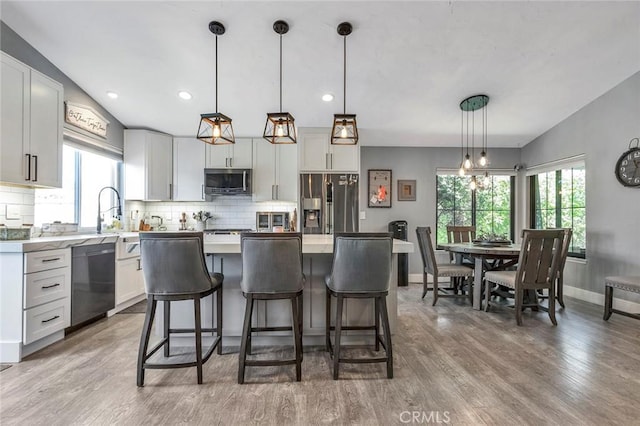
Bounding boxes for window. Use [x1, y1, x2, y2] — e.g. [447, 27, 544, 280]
[530, 165, 585, 257]
[35, 144, 122, 229]
[436, 174, 515, 244]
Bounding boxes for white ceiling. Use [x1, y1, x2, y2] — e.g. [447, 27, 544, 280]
[2, 1, 639, 148]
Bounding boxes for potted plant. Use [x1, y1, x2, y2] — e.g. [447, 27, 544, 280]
[192, 211, 213, 231]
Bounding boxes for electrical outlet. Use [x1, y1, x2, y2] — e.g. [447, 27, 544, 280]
[359, 211, 366, 220]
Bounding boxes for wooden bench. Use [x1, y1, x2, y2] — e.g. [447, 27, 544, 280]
[604, 276, 640, 320]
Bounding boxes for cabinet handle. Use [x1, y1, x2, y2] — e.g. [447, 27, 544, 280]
[41, 315, 60, 323]
[137, 258, 142, 271]
[276, 184, 279, 200]
[42, 283, 61, 289]
[330, 153, 333, 170]
[202, 184, 205, 200]
[229, 157, 233, 168]
[25, 154, 31, 181]
[169, 183, 173, 200]
[325, 153, 329, 170]
[243, 170, 247, 191]
[42, 257, 61, 263]
[271, 184, 276, 200]
[32, 155, 38, 182]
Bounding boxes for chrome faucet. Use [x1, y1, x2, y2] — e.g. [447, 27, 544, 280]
[97, 186, 122, 234]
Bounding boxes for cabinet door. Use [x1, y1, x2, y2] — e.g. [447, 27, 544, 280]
[205, 144, 229, 168]
[124, 130, 146, 200]
[252, 139, 276, 201]
[299, 133, 329, 171]
[116, 257, 144, 305]
[329, 144, 359, 172]
[146, 132, 173, 200]
[276, 144, 298, 202]
[29, 70, 63, 187]
[0, 53, 30, 184]
[229, 138, 253, 168]
[173, 137, 205, 201]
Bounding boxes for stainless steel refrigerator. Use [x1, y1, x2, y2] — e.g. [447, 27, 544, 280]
[300, 173, 359, 234]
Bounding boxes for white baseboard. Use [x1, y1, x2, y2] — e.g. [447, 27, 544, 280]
[108, 294, 146, 316]
[562, 285, 640, 313]
[409, 273, 423, 283]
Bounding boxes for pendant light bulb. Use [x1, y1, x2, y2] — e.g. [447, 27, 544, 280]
[340, 126, 348, 138]
[276, 122, 285, 137]
[212, 122, 221, 138]
[470, 177, 477, 191]
[483, 172, 491, 187]
[458, 166, 465, 177]
[479, 151, 487, 167]
[464, 154, 472, 170]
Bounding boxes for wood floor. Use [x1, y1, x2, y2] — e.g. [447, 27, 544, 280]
[1, 284, 639, 425]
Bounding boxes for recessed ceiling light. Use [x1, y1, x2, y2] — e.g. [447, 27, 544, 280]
[178, 91, 192, 100]
[322, 93, 334, 102]
[107, 91, 118, 99]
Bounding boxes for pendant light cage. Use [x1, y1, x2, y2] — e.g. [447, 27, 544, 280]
[197, 21, 235, 145]
[264, 20, 297, 144]
[331, 22, 358, 145]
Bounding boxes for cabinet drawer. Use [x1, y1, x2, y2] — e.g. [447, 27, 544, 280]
[23, 297, 70, 344]
[24, 248, 70, 273]
[24, 267, 70, 309]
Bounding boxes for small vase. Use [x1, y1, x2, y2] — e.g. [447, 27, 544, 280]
[195, 221, 205, 232]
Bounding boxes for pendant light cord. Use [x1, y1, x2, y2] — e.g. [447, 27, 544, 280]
[343, 35, 347, 114]
[215, 35, 218, 113]
[279, 33, 283, 113]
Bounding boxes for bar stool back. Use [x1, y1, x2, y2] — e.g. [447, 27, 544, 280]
[238, 232, 304, 384]
[137, 232, 223, 386]
[325, 232, 393, 379]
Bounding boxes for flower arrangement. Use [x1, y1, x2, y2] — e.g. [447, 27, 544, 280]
[193, 211, 213, 222]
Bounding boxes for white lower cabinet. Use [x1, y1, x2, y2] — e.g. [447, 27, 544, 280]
[115, 256, 144, 305]
[23, 297, 70, 345]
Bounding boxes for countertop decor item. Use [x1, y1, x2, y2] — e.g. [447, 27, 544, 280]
[263, 20, 297, 144]
[0, 226, 32, 241]
[197, 21, 235, 145]
[330, 22, 358, 145]
[615, 137, 640, 187]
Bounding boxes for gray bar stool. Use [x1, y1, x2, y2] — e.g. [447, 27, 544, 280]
[137, 232, 223, 386]
[238, 232, 305, 384]
[325, 232, 393, 380]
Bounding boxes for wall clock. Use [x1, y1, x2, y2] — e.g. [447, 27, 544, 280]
[615, 138, 640, 187]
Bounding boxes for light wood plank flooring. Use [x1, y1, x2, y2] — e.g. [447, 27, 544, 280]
[1, 284, 639, 425]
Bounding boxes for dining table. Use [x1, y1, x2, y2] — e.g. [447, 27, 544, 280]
[438, 242, 521, 310]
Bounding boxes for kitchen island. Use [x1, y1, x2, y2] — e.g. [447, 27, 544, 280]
[163, 234, 414, 347]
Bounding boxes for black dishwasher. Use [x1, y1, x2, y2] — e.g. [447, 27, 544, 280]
[71, 243, 116, 327]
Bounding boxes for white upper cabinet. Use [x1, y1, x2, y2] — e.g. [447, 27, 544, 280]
[205, 137, 253, 169]
[173, 137, 205, 201]
[253, 139, 297, 202]
[298, 130, 359, 172]
[1, 52, 63, 188]
[124, 129, 173, 201]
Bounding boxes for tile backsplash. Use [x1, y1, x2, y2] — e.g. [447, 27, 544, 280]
[124, 197, 297, 231]
[0, 184, 35, 226]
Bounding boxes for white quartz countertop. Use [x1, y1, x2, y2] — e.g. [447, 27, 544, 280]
[0, 232, 139, 253]
[203, 234, 414, 254]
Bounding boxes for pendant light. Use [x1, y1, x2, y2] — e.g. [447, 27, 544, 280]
[331, 22, 358, 145]
[197, 21, 235, 145]
[263, 20, 296, 144]
[459, 94, 489, 189]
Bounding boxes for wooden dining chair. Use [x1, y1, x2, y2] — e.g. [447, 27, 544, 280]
[484, 229, 564, 325]
[416, 227, 474, 306]
[446, 225, 476, 291]
[535, 228, 572, 308]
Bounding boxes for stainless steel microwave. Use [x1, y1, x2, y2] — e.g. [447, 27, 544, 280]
[204, 168, 251, 196]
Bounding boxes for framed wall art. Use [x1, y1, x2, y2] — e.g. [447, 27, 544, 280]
[368, 169, 392, 208]
[397, 180, 417, 201]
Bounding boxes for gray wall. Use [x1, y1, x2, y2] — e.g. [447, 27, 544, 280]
[1, 21, 124, 150]
[360, 146, 521, 275]
[521, 71, 640, 301]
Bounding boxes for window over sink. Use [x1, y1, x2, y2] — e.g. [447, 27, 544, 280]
[35, 144, 122, 229]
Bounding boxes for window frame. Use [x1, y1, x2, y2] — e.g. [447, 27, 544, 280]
[528, 163, 586, 259]
[435, 172, 516, 245]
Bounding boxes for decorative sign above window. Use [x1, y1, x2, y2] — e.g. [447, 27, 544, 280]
[64, 102, 109, 138]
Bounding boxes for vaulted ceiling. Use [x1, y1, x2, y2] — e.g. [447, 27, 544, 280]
[2, 1, 639, 147]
